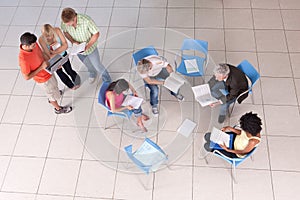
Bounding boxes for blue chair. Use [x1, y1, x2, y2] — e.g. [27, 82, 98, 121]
[229, 60, 260, 116]
[124, 138, 168, 174]
[98, 81, 133, 129]
[175, 39, 208, 77]
[132, 46, 158, 65]
[212, 147, 257, 183]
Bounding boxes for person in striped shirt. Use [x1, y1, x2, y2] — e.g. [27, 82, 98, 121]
[61, 7, 111, 84]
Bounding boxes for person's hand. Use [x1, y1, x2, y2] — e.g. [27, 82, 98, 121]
[219, 143, 228, 151]
[41, 61, 49, 69]
[221, 126, 231, 132]
[133, 91, 138, 97]
[58, 66, 63, 69]
[126, 105, 134, 110]
[209, 101, 220, 108]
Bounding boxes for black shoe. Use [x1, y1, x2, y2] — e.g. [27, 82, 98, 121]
[218, 115, 226, 123]
[55, 106, 72, 114]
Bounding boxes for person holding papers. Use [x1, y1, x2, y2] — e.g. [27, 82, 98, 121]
[61, 7, 111, 84]
[208, 63, 248, 123]
[39, 24, 81, 90]
[137, 55, 184, 116]
[19, 32, 72, 114]
[203, 112, 262, 158]
[105, 79, 149, 132]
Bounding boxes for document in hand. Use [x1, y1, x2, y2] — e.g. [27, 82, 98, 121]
[184, 59, 199, 73]
[69, 42, 86, 55]
[163, 72, 185, 93]
[191, 84, 221, 107]
[121, 95, 144, 109]
[209, 127, 230, 149]
[45, 54, 69, 74]
[177, 119, 197, 138]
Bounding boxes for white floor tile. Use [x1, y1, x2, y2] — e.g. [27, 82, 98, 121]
[0, 70, 18, 95]
[282, 10, 300, 30]
[38, 159, 81, 195]
[167, 8, 194, 28]
[110, 8, 139, 27]
[255, 30, 288, 52]
[86, 7, 112, 27]
[2, 157, 44, 193]
[195, 8, 223, 28]
[0, 156, 10, 186]
[0, 47, 21, 70]
[2, 95, 30, 123]
[11, 7, 42, 26]
[253, 9, 283, 29]
[138, 8, 167, 27]
[37, 7, 60, 26]
[286, 31, 300, 52]
[14, 124, 53, 157]
[290, 53, 300, 78]
[224, 9, 253, 29]
[224, 0, 251, 8]
[0, 7, 16, 26]
[36, 194, 73, 200]
[225, 29, 256, 52]
[251, 0, 280, 9]
[272, 171, 300, 200]
[0, 192, 35, 200]
[0, 95, 9, 120]
[0, 124, 21, 155]
[3, 25, 36, 47]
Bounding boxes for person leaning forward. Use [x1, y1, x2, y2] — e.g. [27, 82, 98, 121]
[60, 7, 111, 84]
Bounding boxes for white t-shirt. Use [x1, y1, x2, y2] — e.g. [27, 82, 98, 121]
[138, 55, 169, 79]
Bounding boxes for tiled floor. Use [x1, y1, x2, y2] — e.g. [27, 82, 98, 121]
[0, 0, 300, 199]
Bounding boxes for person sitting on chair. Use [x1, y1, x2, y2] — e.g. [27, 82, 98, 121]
[204, 112, 262, 158]
[105, 79, 149, 132]
[208, 63, 248, 123]
[137, 55, 184, 116]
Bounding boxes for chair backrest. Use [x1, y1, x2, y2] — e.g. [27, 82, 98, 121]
[124, 138, 168, 174]
[180, 38, 208, 54]
[132, 46, 158, 65]
[237, 60, 260, 89]
[98, 81, 110, 111]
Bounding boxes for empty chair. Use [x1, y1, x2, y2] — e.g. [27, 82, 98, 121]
[175, 38, 208, 77]
[98, 81, 132, 129]
[229, 60, 260, 116]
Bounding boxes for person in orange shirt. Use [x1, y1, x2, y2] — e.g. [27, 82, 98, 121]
[19, 32, 72, 114]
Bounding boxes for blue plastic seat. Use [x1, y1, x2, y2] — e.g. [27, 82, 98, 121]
[124, 138, 168, 174]
[132, 46, 158, 65]
[175, 39, 208, 77]
[98, 81, 133, 129]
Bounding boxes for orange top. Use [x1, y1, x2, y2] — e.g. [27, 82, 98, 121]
[19, 44, 51, 83]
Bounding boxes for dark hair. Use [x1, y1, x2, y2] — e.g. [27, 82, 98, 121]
[239, 112, 262, 136]
[20, 32, 37, 46]
[107, 79, 129, 95]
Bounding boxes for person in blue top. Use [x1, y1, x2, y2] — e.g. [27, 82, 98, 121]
[38, 24, 81, 90]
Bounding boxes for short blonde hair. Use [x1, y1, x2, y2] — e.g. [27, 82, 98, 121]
[41, 24, 55, 37]
[61, 7, 77, 23]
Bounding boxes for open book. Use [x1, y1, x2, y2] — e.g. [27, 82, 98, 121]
[209, 127, 231, 149]
[163, 72, 185, 93]
[69, 42, 86, 55]
[45, 54, 69, 74]
[192, 84, 221, 107]
[121, 95, 144, 109]
[177, 119, 197, 138]
[184, 59, 199, 73]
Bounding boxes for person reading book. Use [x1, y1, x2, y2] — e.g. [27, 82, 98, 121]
[39, 24, 81, 90]
[203, 112, 262, 158]
[105, 79, 149, 132]
[208, 63, 248, 123]
[137, 55, 184, 116]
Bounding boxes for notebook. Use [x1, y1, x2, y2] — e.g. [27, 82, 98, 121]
[45, 54, 69, 74]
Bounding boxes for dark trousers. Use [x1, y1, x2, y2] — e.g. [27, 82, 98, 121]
[56, 52, 81, 89]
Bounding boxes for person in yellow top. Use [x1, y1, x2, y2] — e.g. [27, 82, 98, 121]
[204, 112, 262, 158]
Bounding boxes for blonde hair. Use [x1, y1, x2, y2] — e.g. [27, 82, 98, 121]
[41, 24, 57, 45]
[61, 7, 77, 23]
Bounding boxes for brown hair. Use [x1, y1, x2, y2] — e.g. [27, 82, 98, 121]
[61, 7, 77, 23]
[41, 24, 57, 44]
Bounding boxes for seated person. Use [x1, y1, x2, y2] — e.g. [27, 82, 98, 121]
[106, 79, 149, 132]
[204, 112, 262, 158]
[208, 63, 248, 123]
[137, 55, 184, 116]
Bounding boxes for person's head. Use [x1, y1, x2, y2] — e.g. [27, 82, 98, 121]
[137, 59, 152, 74]
[41, 24, 56, 43]
[107, 79, 129, 95]
[239, 112, 262, 136]
[61, 7, 77, 27]
[214, 63, 230, 81]
[20, 32, 37, 51]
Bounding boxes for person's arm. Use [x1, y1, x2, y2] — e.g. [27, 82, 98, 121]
[85, 32, 99, 51]
[106, 91, 133, 113]
[38, 37, 51, 58]
[50, 28, 68, 55]
[221, 126, 241, 135]
[166, 64, 174, 74]
[143, 76, 164, 85]
[219, 139, 259, 155]
[22, 61, 49, 80]
[63, 31, 79, 44]
[128, 82, 138, 97]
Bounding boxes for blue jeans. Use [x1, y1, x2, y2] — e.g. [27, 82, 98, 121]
[145, 68, 177, 108]
[77, 48, 111, 82]
[132, 107, 142, 117]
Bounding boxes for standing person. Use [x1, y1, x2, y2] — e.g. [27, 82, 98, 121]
[19, 32, 72, 114]
[60, 7, 111, 84]
[137, 55, 184, 116]
[106, 79, 149, 132]
[208, 63, 248, 123]
[203, 112, 262, 158]
[39, 24, 81, 90]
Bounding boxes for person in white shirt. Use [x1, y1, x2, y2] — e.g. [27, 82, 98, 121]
[137, 55, 184, 116]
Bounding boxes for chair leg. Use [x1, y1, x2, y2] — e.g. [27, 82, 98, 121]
[104, 114, 108, 130]
[232, 162, 237, 184]
[228, 100, 236, 117]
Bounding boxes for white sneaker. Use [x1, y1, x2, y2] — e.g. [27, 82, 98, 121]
[152, 106, 159, 116]
[88, 77, 96, 84]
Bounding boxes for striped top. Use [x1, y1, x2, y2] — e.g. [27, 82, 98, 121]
[61, 14, 99, 55]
